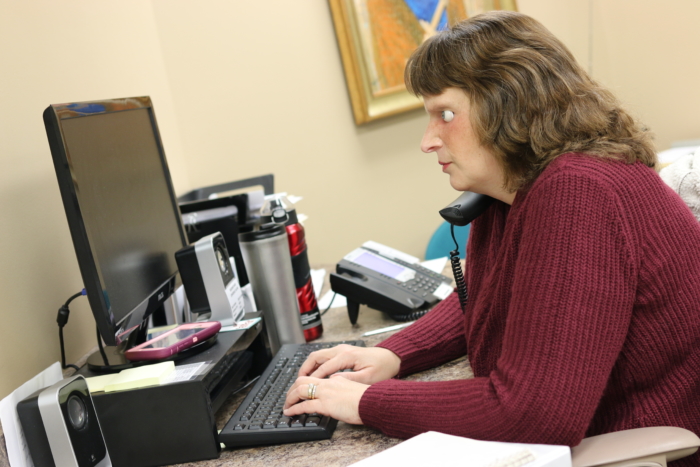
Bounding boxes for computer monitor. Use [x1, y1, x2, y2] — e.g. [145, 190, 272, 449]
[44, 97, 187, 366]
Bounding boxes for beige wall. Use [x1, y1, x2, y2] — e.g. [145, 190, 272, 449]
[1, 0, 699, 399]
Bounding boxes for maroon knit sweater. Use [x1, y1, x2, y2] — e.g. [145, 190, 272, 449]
[359, 154, 700, 465]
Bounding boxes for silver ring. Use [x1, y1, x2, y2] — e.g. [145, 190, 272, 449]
[308, 383, 317, 400]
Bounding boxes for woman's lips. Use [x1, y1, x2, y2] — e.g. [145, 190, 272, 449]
[439, 161, 451, 172]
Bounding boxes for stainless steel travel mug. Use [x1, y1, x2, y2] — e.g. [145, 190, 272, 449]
[238, 223, 305, 354]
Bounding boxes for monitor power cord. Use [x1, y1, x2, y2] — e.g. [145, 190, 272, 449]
[56, 289, 87, 372]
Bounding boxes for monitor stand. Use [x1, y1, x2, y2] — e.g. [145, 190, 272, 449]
[86, 334, 218, 372]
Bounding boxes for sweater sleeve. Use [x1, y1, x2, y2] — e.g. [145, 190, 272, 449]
[359, 172, 637, 446]
[375, 291, 466, 377]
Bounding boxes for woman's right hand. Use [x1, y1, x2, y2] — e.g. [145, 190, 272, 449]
[297, 344, 401, 385]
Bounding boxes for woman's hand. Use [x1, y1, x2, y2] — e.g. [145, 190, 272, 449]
[283, 376, 368, 425]
[297, 344, 402, 385]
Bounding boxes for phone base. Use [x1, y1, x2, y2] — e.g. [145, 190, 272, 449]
[347, 300, 360, 325]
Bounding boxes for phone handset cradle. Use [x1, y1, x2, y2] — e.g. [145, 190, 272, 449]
[439, 192, 494, 313]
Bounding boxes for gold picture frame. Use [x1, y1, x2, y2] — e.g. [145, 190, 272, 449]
[328, 0, 517, 125]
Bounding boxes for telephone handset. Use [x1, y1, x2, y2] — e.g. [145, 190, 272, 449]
[329, 242, 455, 324]
[440, 192, 494, 312]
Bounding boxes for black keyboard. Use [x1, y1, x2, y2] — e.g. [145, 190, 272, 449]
[219, 340, 365, 448]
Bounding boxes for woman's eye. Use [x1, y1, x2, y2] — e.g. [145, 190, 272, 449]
[441, 110, 454, 122]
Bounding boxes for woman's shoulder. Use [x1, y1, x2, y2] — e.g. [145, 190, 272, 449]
[532, 152, 661, 197]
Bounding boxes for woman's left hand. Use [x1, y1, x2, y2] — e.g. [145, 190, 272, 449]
[283, 375, 369, 425]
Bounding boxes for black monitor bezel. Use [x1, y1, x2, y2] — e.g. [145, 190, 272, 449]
[44, 96, 187, 347]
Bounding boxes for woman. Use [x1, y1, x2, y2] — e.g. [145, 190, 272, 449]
[284, 11, 700, 462]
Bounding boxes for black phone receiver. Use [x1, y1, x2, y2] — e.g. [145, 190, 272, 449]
[439, 192, 494, 313]
[439, 191, 494, 226]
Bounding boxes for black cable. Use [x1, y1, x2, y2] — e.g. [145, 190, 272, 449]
[56, 290, 86, 371]
[388, 309, 429, 322]
[320, 292, 337, 316]
[449, 224, 469, 314]
[59, 328, 80, 372]
[230, 375, 261, 397]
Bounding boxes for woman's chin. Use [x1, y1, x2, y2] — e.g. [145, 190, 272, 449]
[448, 178, 471, 192]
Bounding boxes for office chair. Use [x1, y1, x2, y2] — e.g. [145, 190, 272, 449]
[570, 426, 699, 466]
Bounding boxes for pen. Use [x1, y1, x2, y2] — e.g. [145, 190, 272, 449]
[361, 322, 415, 337]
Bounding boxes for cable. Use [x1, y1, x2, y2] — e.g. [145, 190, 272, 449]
[449, 224, 468, 314]
[320, 292, 337, 317]
[388, 308, 429, 322]
[230, 375, 261, 397]
[56, 289, 86, 371]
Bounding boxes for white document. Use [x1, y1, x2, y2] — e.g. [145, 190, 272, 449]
[350, 431, 571, 467]
[420, 256, 449, 274]
[0, 362, 63, 467]
[310, 268, 326, 299]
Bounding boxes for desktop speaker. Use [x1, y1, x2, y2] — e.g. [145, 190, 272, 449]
[176, 232, 245, 326]
[17, 375, 112, 467]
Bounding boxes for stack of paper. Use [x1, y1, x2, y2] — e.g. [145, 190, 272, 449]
[350, 431, 571, 467]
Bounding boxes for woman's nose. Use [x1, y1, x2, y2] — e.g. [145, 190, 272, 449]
[421, 124, 441, 153]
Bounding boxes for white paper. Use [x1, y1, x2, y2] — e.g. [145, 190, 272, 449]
[350, 431, 571, 467]
[220, 317, 262, 332]
[318, 289, 346, 310]
[162, 362, 210, 384]
[0, 362, 63, 467]
[419, 256, 449, 274]
[310, 268, 326, 299]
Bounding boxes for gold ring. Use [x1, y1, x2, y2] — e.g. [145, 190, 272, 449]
[308, 383, 317, 400]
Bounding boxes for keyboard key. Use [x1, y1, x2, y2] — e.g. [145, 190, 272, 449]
[277, 417, 291, 428]
[305, 416, 321, 427]
[290, 415, 306, 427]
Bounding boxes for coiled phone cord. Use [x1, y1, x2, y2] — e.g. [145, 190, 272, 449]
[449, 224, 468, 314]
[388, 309, 429, 322]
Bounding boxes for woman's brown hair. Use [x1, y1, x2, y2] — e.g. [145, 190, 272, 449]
[405, 11, 656, 192]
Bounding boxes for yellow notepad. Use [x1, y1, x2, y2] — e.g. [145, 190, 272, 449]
[86, 361, 175, 393]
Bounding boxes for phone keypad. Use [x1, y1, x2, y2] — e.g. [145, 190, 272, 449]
[401, 277, 440, 296]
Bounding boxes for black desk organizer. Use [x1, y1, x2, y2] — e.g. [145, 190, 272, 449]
[78, 316, 271, 467]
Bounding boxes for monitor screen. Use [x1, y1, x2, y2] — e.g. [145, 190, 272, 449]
[44, 97, 186, 347]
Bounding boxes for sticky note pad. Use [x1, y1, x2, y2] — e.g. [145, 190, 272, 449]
[104, 361, 175, 393]
[86, 373, 119, 393]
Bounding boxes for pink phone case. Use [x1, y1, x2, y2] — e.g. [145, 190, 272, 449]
[124, 321, 222, 361]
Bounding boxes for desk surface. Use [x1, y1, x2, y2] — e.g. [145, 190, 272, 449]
[0, 264, 470, 467]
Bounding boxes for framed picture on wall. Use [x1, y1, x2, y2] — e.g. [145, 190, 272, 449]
[328, 0, 518, 125]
